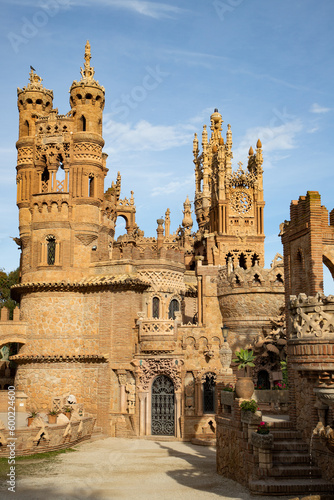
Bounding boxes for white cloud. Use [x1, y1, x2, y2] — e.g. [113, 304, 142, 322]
[151, 177, 193, 197]
[310, 103, 331, 114]
[4, 0, 184, 18]
[163, 49, 228, 68]
[233, 119, 303, 169]
[103, 117, 195, 154]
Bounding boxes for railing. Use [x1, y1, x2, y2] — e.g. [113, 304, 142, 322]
[138, 319, 175, 336]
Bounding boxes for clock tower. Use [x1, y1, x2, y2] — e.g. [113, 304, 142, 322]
[193, 109, 265, 268]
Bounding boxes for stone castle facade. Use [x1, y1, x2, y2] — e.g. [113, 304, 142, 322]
[1, 42, 286, 440]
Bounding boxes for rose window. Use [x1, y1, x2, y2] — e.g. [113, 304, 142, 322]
[231, 190, 252, 214]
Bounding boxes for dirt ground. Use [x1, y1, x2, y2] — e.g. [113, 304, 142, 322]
[0, 437, 294, 500]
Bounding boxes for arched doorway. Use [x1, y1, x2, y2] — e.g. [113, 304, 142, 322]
[151, 375, 175, 436]
[257, 369, 270, 390]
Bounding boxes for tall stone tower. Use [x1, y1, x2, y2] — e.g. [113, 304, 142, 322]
[16, 42, 116, 283]
[193, 109, 265, 268]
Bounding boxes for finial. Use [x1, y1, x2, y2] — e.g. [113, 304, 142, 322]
[256, 138, 262, 149]
[80, 40, 95, 81]
[249, 146, 254, 156]
[28, 67, 42, 85]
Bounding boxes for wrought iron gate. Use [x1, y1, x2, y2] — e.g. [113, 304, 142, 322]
[151, 375, 175, 435]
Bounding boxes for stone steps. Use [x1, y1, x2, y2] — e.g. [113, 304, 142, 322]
[250, 419, 334, 495]
[260, 465, 322, 478]
[273, 452, 311, 465]
[270, 429, 302, 440]
[272, 439, 309, 452]
[249, 478, 334, 495]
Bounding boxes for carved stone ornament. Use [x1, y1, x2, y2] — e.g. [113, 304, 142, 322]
[289, 293, 334, 338]
[75, 233, 98, 246]
[219, 342, 232, 369]
[137, 358, 182, 391]
[314, 387, 334, 407]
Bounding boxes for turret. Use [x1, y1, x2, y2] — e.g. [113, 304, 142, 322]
[17, 69, 53, 139]
[69, 41, 105, 135]
[15, 42, 114, 282]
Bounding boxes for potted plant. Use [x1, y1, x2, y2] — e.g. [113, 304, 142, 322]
[63, 405, 73, 419]
[27, 411, 39, 427]
[47, 409, 59, 424]
[240, 399, 261, 424]
[221, 383, 235, 407]
[233, 348, 256, 398]
[251, 420, 273, 449]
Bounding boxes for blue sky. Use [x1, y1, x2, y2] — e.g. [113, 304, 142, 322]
[0, 0, 333, 291]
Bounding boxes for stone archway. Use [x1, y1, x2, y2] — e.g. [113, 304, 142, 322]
[151, 375, 175, 436]
[134, 358, 182, 437]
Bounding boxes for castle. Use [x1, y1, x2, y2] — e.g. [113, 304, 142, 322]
[1, 42, 287, 440]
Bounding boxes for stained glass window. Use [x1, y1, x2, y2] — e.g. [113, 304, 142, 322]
[47, 237, 56, 266]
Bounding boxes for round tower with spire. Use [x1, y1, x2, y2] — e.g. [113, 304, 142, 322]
[15, 42, 114, 282]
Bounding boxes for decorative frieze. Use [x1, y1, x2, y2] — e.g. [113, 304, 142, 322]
[290, 292, 334, 339]
[137, 358, 182, 391]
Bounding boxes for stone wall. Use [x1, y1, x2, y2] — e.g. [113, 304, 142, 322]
[216, 398, 254, 486]
[0, 416, 95, 457]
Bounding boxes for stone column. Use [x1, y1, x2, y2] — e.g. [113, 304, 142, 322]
[117, 371, 128, 413]
[138, 392, 147, 436]
[196, 380, 203, 416]
[175, 392, 181, 438]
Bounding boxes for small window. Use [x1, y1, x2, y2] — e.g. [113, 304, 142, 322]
[203, 374, 215, 413]
[239, 253, 247, 269]
[23, 120, 29, 136]
[168, 299, 179, 320]
[152, 297, 160, 319]
[80, 115, 86, 131]
[89, 176, 94, 197]
[47, 237, 56, 266]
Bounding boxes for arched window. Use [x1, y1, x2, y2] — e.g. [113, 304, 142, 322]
[23, 120, 29, 136]
[47, 236, 56, 266]
[41, 166, 49, 192]
[89, 175, 94, 197]
[80, 115, 86, 132]
[239, 253, 247, 269]
[152, 297, 160, 319]
[257, 370, 270, 390]
[168, 299, 179, 320]
[203, 374, 215, 413]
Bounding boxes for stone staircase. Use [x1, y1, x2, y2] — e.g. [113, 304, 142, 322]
[249, 419, 334, 496]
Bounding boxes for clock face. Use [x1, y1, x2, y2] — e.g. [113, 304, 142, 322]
[231, 190, 252, 214]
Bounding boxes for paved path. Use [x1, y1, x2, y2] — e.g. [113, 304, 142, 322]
[0, 438, 293, 500]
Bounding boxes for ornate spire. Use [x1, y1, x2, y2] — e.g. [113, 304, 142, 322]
[210, 108, 223, 142]
[80, 40, 95, 81]
[165, 208, 171, 237]
[182, 196, 193, 231]
[17, 68, 53, 99]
